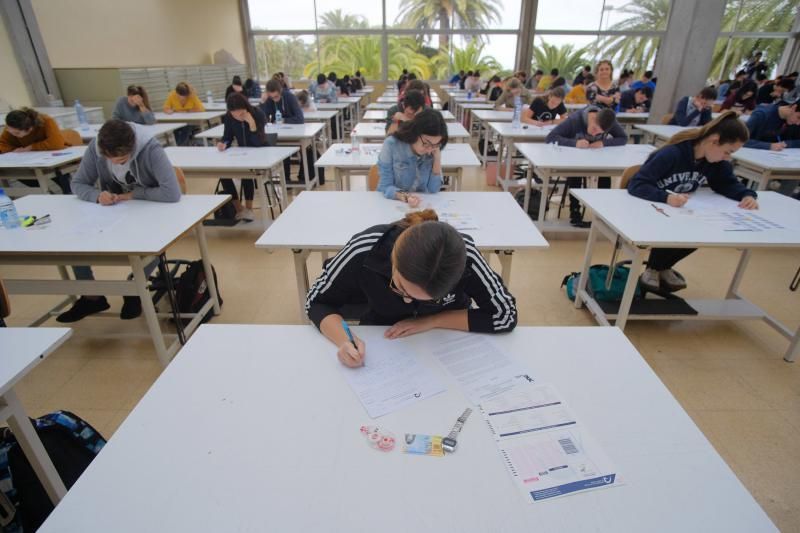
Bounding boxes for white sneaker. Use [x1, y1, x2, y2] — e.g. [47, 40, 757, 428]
[640, 268, 661, 291]
[660, 269, 687, 291]
[236, 208, 255, 221]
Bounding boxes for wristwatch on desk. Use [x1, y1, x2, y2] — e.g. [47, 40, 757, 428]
[442, 408, 472, 453]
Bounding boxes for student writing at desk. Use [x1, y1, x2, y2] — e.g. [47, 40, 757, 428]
[306, 210, 517, 367]
[377, 109, 448, 208]
[112, 85, 156, 125]
[744, 98, 800, 196]
[384, 89, 426, 135]
[162, 82, 205, 145]
[627, 112, 758, 292]
[522, 87, 568, 126]
[57, 120, 181, 322]
[545, 106, 628, 227]
[0, 108, 72, 193]
[669, 87, 717, 127]
[618, 86, 652, 113]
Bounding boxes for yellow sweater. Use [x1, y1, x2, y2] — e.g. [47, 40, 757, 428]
[565, 85, 588, 104]
[0, 115, 68, 153]
[163, 91, 205, 112]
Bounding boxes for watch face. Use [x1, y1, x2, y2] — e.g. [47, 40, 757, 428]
[442, 437, 457, 452]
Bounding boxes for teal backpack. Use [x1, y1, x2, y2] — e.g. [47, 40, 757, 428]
[562, 264, 642, 302]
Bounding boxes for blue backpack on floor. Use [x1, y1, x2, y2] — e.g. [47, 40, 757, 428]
[0, 411, 106, 532]
[562, 264, 642, 302]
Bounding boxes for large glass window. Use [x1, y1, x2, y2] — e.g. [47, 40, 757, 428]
[254, 35, 317, 83]
[316, 0, 382, 29]
[249, 1, 315, 30]
[316, 35, 384, 80]
[386, 0, 521, 30]
[536, 0, 668, 32]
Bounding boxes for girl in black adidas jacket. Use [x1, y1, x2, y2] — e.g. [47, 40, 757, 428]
[306, 210, 517, 367]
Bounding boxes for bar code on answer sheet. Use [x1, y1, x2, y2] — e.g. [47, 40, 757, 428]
[559, 437, 578, 455]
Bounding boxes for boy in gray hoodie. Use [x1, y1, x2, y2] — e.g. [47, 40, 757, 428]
[57, 120, 181, 323]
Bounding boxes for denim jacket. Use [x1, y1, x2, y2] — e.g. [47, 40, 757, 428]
[308, 82, 338, 103]
[376, 136, 442, 199]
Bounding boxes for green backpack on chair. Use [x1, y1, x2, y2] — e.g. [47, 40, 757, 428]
[562, 264, 642, 302]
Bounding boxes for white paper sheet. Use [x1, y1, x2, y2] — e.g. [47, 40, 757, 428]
[398, 197, 481, 230]
[430, 334, 533, 404]
[479, 382, 577, 440]
[337, 328, 446, 419]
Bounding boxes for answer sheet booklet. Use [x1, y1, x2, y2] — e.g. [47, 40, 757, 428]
[479, 382, 620, 503]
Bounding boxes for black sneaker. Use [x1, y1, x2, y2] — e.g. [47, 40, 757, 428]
[570, 219, 592, 228]
[120, 296, 143, 320]
[56, 296, 110, 323]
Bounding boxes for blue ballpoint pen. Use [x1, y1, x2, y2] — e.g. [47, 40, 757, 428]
[341, 320, 358, 350]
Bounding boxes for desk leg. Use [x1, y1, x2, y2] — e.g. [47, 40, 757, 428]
[504, 139, 514, 183]
[301, 141, 311, 190]
[614, 247, 647, 330]
[523, 166, 532, 213]
[4, 390, 67, 504]
[35, 169, 49, 195]
[334, 168, 342, 191]
[574, 222, 600, 309]
[726, 248, 751, 299]
[496, 136, 505, 181]
[498, 251, 513, 283]
[195, 224, 221, 316]
[257, 172, 271, 227]
[481, 120, 488, 167]
[455, 169, 462, 191]
[536, 172, 550, 227]
[293, 249, 312, 322]
[785, 330, 799, 362]
[130, 255, 170, 366]
[756, 170, 772, 191]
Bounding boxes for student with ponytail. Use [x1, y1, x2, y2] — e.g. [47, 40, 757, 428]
[112, 85, 156, 125]
[216, 93, 268, 221]
[627, 111, 758, 292]
[306, 210, 518, 367]
[163, 82, 205, 145]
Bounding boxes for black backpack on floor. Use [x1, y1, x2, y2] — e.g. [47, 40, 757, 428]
[514, 188, 549, 221]
[0, 411, 106, 532]
[175, 260, 223, 326]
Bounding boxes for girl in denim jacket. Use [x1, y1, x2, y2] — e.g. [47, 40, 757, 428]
[377, 109, 449, 207]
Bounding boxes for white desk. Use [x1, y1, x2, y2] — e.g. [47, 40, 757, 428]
[515, 143, 656, 232]
[0, 195, 226, 365]
[471, 109, 513, 164]
[454, 98, 490, 123]
[731, 148, 800, 191]
[314, 143, 480, 191]
[153, 111, 224, 131]
[458, 102, 496, 128]
[315, 102, 350, 140]
[164, 146, 299, 227]
[255, 191, 547, 319]
[361, 109, 455, 121]
[0, 146, 87, 197]
[488, 122, 557, 183]
[303, 110, 338, 143]
[376, 95, 440, 103]
[615, 112, 649, 136]
[353, 121, 470, 143]
[195, 123, 325, 191]
[572, 189, 800, 361]
[634, 124, 686, 147]
[1, 327, 72, 505]
[77, 123, 187, 146]
[368, 102, 442, 111]
[39, 324, 775, 533]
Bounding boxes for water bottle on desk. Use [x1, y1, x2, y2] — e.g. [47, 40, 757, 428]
[512, 95, 522, 129]
[275, 110, 283, 125]
[206, 90, 213, 104]
[74, 100, 88, 128]
[351, 129, 360, 152]
[0, 188, 21, 229]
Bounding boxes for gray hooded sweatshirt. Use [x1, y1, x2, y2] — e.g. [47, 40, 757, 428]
[72, 122, 181, 204]
[111, 96, 156, 125]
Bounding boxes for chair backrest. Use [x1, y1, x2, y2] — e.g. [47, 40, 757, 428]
[711, 103, 722, 113]
[660, 113, 674, 125]
[173, 166, 188, 194]
[0, 277, 10, 320]
[61, 129, 83, 147]
[619, 164, 641, 190]
[367, 165, 380, 191]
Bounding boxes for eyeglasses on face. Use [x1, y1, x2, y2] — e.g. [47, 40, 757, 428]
[388, 274, 441, 304]
[419, 136, 441, 150]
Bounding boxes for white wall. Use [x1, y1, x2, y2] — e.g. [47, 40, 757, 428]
[31, 0, 247, 68]
[0, 13, 33, 108]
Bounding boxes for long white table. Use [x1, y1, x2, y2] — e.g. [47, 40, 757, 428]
[362, 109, 455, 122]
[488, 122, 557, 184]
[367, 102, 442, 111]
[515, 143, 657, 232]
[153, 111, 224, 131]
[376, 95, 441, 103]
[1, 327, 72, 505]
[633, 124, 685, 147]
[314, 143, 480, 191]
[572, 189, 800, 362]
[0, 146, 87, 197]
[164, 146, 299, 227]
[0, 195, 227, 365]
[353, 121, 470, 143]
[38, 324, 776, 532]
[195, 123, 325, 191]
[255, 191, 547, 320]
[731, 147, 800, 191]
[315, 102, 350, 140]
[77, 123, 187, 146]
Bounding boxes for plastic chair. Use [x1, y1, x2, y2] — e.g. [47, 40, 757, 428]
[173, 167, 188, 194]
[660, 113, 674, 125]
[619, 164, 641, 190]
[367, 165, 380, 191]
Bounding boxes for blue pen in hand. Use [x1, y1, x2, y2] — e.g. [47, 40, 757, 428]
[341, 320, 363, 365]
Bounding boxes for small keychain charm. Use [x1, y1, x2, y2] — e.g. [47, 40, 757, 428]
[360, 425, 396, 452]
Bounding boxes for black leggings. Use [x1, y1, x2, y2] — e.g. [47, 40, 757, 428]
[220, 179, 255, 202]
[647, 248, 696, 270]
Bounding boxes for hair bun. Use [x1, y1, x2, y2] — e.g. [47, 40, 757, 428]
[403, 208, 439, 226]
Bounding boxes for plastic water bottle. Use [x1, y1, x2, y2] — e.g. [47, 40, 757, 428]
[0, 188, 21, 229]
[512, 95, 522, 129]
[275, 109, 283, 125]
[351, 130, 360, 152]
[467, 90, 473, 100]
[74, 100, 88, 127]
[206, 90, 213, 104]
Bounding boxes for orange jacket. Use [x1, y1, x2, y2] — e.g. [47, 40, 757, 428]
[0, 114, 69, 153]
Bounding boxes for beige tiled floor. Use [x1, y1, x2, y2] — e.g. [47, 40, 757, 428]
[3, 164, 800, 530]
